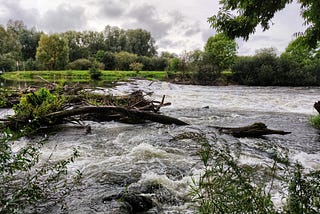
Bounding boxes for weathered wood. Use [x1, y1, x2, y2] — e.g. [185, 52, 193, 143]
[213, 122, 291, 138]
[47, 106, 189, 126]
[314, 101, 320, 114]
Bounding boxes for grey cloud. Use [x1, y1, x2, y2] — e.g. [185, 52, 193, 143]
[96, 0, 130, 18]
[158, 39, 176, 49]
[40, 4, 87, 33]
[201, 28, 216, 42]
[184, 23, 201, 37]
[0, 0, 39, 27]
[125, 4, 172, 39]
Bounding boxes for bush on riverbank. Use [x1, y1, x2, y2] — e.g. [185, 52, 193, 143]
[231, 51, 320, 86]
[310, 115, 320, 129]
[187, 131, 320, 213]
[0, 88, 81, 212]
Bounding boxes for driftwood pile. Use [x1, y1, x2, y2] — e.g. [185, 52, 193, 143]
[0, 84, 188, 133]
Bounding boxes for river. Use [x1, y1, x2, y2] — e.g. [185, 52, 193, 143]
[5, 80, 320, 213]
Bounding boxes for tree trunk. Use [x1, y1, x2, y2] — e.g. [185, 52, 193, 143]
[47, 106, 189, 126]
[213, 122, 291, 138]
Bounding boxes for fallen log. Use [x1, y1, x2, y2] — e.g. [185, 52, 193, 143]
[47, 106, 189, 126]
[212, 122, 291, 138]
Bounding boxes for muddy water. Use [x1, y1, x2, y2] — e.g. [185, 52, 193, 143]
[8, 80, 320, 213]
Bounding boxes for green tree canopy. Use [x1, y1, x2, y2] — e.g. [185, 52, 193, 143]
[114, 51, 138, 70]
[36, 34, 69, 70]
[209, 0, 320, 47]
[204, 33, 237, 71]
[281, 36, 320, 65]
[125, 29, 157, 57]
[7, 20, 41, 60]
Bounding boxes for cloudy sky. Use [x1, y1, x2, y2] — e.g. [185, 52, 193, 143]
[0, 0, 306, 55]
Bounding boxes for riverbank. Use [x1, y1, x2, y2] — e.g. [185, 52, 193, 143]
[0, 70, 167, 83]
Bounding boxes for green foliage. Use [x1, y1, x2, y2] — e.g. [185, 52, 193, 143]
[0, 53, 16, 72]
[204, 33, 237, 72]
[0, 88, 10, 107]
[285, 163, 320, 213]
[114, 51, 138, 70]
[310, 115, 320, 129]
[66, 58, 92, 70]
[167, 58, 180, 72]
[191, 143, 276, 213]
[89, 60, 102, 80]
[100, 51, 115, 70]
[125, 29, 157, 57]
[231, 48, 320, 86]
[13, 88, 65, 129]
[209, 0, 320, 48]
[0, 130, 81, 213]
[36, 34, 69, 70]
[129, 62, 144, 73]
[24, 58, 45, 71]
[185, 133, 320, 213]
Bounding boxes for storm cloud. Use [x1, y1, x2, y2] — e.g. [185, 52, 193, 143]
[0, 0, 39, 27]
[97, 0, 130, 18]
[40, 4, 88, 33]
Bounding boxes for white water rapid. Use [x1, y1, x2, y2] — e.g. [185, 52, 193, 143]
[6, 80, 320, 213]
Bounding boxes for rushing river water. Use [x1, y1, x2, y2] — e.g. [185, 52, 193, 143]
[4, 80, 320, 213]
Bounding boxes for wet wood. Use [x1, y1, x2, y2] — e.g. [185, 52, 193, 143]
[47, 106, 189, 125]
[0, 85, 188, 131]
[213, 122, 291, 138]
[314, 101, 320, 114]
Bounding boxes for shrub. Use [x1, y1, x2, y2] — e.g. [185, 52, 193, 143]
[89, 61, 102, 80]
[114, 51, 138, 70]
[66, 58, 92, 70]
[187, 134, 320, 213]
[0, 54, 16, 72]
[0, 130, 81, 213]
[285, 163, 320, 213]
[13, 88, 65, 127]
[101, 51, 115, 70]
[310, 115, 320, 129]
[129, 62, 143, 73]
[1, 88, 81, 213]
[190, 142, 276, 213]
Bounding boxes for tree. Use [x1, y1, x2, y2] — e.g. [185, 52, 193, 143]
[209, 0, 320, 47]
[204, 33, 237, 72]
[82, 31, 106, 56]
[103, 25, 127, 53]
[114, 51, 137, 70]
[36, 34, 69, 70]
[6, 20, 41, 61]
[281, 36, 320, 65]
[125, 29, 157, 57]
[62, 31, 89, 61]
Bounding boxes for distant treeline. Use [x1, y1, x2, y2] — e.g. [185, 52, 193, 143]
[232, 47, 320, 86]
[1, 19, 320, 86]
[0, 20, 177, 72]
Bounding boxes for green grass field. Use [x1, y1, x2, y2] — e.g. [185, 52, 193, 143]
[1, 70, 167, 83]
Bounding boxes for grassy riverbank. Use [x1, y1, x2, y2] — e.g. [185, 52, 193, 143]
[1, 70, 167, 83]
